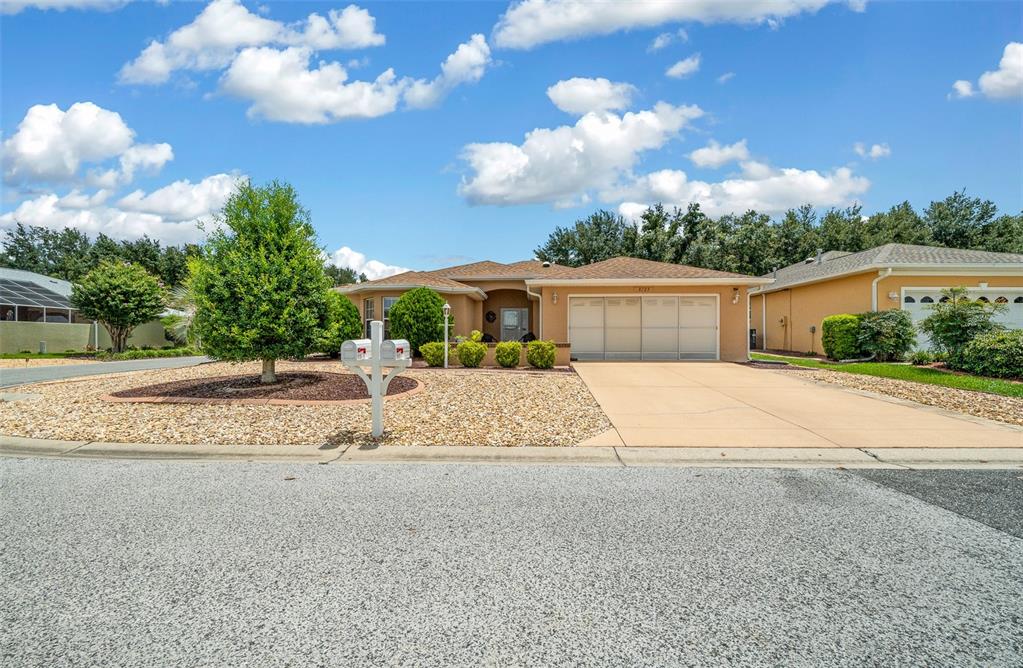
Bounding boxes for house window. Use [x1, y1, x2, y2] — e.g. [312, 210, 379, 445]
[904, 296, 915, 303]
[383, 297, 399, 339]
[363, 298, 375, 337]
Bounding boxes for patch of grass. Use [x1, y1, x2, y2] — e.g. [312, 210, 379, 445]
[751, 352, 1023, 398]
[0, 351, 94, 360]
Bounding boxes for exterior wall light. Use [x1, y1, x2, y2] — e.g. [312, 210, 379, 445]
[552, 290, 558, 304]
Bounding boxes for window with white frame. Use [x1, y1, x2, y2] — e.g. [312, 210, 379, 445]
[363, 298, 375, 337]
[383, 297, 399, 339]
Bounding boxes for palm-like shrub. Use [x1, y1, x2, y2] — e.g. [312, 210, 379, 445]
[918, 286, 1004, 356]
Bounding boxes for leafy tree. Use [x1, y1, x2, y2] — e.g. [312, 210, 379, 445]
[924, 191, 997, 249]
[325, 263, 366, 286]
[981, 213, 1023, 253]
[535, 210, 635, 266]
[817, 204, 866, 253]
[386, 286, 446, 356]
[317, 290, 363, 356]
[635, 204, 685, 263]
[71, 261, 165, 353]
[190, 180, 331, 383]
[918, 286, 1005, 357]
[725, 210, 778, 276]
[775, 205, 820, 267]
[863, 201, 931, 247]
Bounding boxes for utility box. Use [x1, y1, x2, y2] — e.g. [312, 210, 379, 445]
[380, 339, 411, 361]
[340, 338, 372, 362]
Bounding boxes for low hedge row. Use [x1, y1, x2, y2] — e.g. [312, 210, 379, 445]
[97, 347, 197, 361]
[418, 337, 557, 369]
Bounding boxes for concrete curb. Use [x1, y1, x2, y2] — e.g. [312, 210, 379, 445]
[2, 434, 1022, 469]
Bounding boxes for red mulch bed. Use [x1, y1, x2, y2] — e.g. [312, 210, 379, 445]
[109, 371, 418, 402]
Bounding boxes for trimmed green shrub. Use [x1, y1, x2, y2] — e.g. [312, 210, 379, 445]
[856, 310, 916, 362]
[97, 347, 196, 361]
[495, 341, 522, 368]
[909, 350, 933, 366]
[316, 290, 362, 356]
[456, 338, 486, 368]
[526, 339, 557, 369]
[952, 330, 1023, 379]
[387, 287, 446, 356]
[918, 286, 1005, 356]
[821, 314, 862, 360]
[420, 342, 446, 367]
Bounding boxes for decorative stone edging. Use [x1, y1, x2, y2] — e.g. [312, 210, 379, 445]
[99, 377, 424, 407]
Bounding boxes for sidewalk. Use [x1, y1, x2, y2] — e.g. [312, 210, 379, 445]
[2, 435, 1021, 469]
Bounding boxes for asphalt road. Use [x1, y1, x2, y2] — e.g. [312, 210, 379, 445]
[2, 460, 1021, 667]
[0, 356, 208, 388]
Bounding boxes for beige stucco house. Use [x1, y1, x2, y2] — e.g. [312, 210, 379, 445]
[750, 244, 1023, 354]
[338, 257, 772, 364]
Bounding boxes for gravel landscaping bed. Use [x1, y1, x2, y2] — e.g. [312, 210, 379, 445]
[0, 361, 610, 446]
[786, 368, 1023, 427]
[108, 371, 417, 402]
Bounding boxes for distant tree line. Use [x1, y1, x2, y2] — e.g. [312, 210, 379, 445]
[0, 222, 366, 287]
[535, 191, 1023, 277]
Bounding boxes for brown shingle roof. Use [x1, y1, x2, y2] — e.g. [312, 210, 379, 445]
[541, 256, 755, 280]
[431, 259, 567, 278]
[337, 270, 479, 292]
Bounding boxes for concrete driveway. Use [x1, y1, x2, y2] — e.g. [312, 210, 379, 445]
[574, 362, 1023, 448]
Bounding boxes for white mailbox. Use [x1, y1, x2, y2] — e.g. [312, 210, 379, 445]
[340, 338, 372, 362]
[380, 339, 411, 361]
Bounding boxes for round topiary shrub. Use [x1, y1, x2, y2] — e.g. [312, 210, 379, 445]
[821, 314, 862, 360]
[420, 342, 446, 367]
[495, 341, 522, 368]
[953, 329, 1023, 379]
[456, 339, 486, 368]
[386, 287, 446, 356]
[526, 340, 556, 369]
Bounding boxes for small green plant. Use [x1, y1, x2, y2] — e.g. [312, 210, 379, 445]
[856, 310, 916, 362]
[420, 342, 446, 367]
[316, 290, 362, 357]
[918, 287, 1005, 357]
[821, 314, 862, 360]
[526, 339, 556, 369]
[456, 337, 486, 368]
[495, 340, 522, 368]
[909, 350, 933, 366]
[953, 330, 1023, 379]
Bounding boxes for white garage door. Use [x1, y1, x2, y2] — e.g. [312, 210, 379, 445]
[903, 288, 1023, 350]
[569, 296, 719, 360]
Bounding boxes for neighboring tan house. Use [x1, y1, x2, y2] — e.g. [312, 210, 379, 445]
[749, 244, 1023, 354]
[338, 257, 772, 363]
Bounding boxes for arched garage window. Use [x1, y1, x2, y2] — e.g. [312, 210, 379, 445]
[978, 296, 990, 303]
[995, 296, 1008, 304]
[904, 296, 915, 303]
[938, 296, 949, 303]
[921, 296, 934, 303]
[1015, 297, 1023, 304]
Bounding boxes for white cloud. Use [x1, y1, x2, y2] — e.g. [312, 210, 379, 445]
[717, 72, 735, 84]
[545, 77, 636, 115]
[688, 139, 749, 168]
[220, 47, 404, 123]
[853, 142, 890, 160]
[2, 102, 172, 187]
[648, 28, 687, 52]
[1, 0, 124, 14]
[950, 80, 975, 99]
[493, 0, 836, 49]
[119, 0, 385, 85]
[0, 173, 242, 245]
[666, 54, 701, 78]
[327, 246, 408, 280]
[458, 101, 703, 206]
[950, 43, 1022, 101]
[405, 34, 491, 109]
[612, 159, 869, 218]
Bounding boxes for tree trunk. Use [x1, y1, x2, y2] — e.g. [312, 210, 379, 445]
[261, 358, 277, 384]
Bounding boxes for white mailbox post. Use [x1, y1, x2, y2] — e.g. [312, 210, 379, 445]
[340, 321, 410, 438]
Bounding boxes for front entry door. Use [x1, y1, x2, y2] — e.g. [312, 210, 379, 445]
[500, 308, 529, 341]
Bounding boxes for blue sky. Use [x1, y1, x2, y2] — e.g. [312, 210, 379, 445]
[2, 0, 1021, 278]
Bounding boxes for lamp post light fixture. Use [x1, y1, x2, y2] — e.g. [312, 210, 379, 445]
[442, 301, 451, 368]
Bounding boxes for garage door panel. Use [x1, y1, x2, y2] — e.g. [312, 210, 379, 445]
[642, 297, 678, 327]
[679, 296, 718, 360]
[642, 328, 678, 359]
